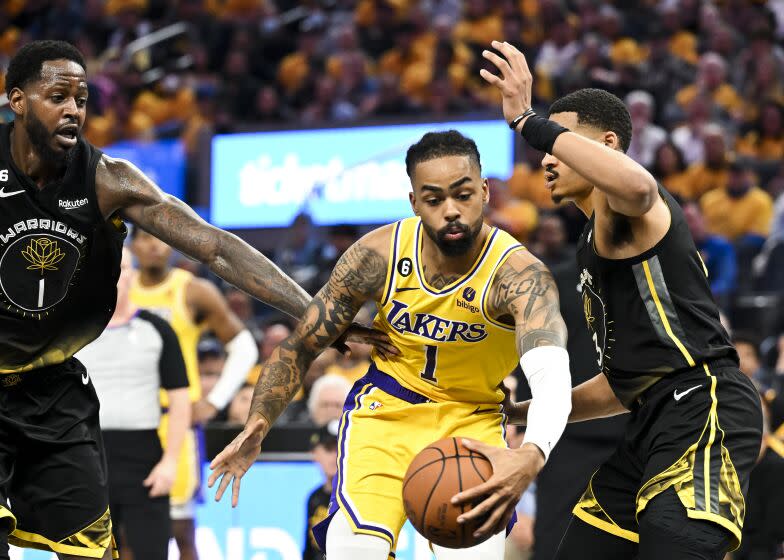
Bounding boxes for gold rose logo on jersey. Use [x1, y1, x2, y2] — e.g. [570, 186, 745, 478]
[583, 292, 595, 328]
[22, 238, 65, 275]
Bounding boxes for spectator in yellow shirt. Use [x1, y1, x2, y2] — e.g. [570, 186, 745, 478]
[700, 160, 774, 243]
[652, 141, 692, 199]
[683, 124, 730, 200]
[737, 101, 784, 162]
[676, 52, 744, 118]
[484, 178, 539, 243]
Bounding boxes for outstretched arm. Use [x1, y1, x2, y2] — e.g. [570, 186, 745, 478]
[481, 40, 658, 218]
[206, 230, 391, 506]
[96, 155, 313, 320]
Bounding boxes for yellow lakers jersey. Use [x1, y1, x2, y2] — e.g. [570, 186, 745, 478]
[130, 267, 204, 403]
[371, 217, 524, 404]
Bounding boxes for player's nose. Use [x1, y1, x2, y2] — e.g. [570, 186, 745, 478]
[442, 198, 461, 221]
[541, 152, 559, 169]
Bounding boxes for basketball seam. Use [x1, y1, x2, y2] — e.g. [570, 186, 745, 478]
[402, 452, 483, 490]
[469, 452, 488, 483]
[452, 438, 466, 547]
[419, 447, 447, 542]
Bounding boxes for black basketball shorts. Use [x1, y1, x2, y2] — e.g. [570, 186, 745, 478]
[0, 357, 117, 558]
[572, 359, 763, 551]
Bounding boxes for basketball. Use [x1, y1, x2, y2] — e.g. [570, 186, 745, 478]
[402, 437, 494, 549]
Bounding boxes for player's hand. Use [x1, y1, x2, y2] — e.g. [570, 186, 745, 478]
[143, 457, 177, 498]
[335, 323, 400, 360]
[207, 426, 264, 507]
[499, 384, 528, 426]
[480, 40, 533, 127]
[192, 398, 218, 425]
[451, 439, 544, 540]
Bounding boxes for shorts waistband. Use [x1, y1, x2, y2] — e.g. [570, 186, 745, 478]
[364, 363, 431, 405]
[635, 357, 739, 407]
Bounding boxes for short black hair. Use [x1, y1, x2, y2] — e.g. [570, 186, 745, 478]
[5, 40, 86, 96]
[549, 88, 632, 152]
[405, 130, 481, 178]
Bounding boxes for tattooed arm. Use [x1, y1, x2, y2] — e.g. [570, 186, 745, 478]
[206, 227, 392, 506]
[452, 251, 570, 536]
[486, 250, 567, 356]
[95, 155, 312, 320]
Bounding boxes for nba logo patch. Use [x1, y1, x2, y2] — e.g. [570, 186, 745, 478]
[368, 401, 383, 411]
[463, 287, 476, 302]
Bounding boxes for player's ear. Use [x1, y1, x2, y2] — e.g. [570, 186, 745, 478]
[603, 130, 620, 151]
[409, 189, 420, 216]
[8, 88, 25, 117]
[481, 178, 489, 205]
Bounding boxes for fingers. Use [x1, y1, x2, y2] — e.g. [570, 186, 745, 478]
[474, 502, 512, 538]
[231, 472, 243, 507]
[461, 438, 495, 457]
[482, 48, 512, 78]
[451, 478, 495, 506]
[457, 491, 501, 524]
[491, 40, 530, 74]
[214, 471, 233, 503]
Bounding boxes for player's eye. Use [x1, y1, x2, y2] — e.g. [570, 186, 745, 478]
[425, 198, 441, 206]
[457, 193, 472, 201]
[76, 97, 87, 108]
[51, 94, 64, 102]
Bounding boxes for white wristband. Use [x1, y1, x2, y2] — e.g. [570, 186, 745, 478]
[206, 330, 259, 410]
[520, 346, 572, 462]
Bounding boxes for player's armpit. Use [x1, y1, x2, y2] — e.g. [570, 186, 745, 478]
[486, 252, 567, 354]
[247, 237, 390, 436]
[95, 155, 312, 321]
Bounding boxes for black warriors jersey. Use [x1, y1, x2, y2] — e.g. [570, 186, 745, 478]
[576, 186, 736, 407]
[0, 123, 125, 373]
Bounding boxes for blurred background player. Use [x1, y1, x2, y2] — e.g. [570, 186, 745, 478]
[129, 228, 259, 560]
[77, 247, 191, 560]
[303, 420, 340, 560]
[208, 130, 573, 560]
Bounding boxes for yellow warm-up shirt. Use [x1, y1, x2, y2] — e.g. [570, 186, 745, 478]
[130, 268, 205, 403]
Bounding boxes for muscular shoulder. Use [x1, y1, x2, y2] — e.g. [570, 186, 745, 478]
[327, 223, 395, 302]
[95, 154, 157, 218]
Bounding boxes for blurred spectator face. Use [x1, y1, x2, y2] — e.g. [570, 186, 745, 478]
[465, 0, 488, 19]
[486, 178, 510, 210]
[261, 324, 291, 360]
[537, 215, 567, 255]
[698, 54, 727, 90]
[308, 375, 351, 426]
[199, 353, 224, 396]
[224, 51, 249, 78]
[130, 230, 172, 271]
[735, 341, 760, 378]
[598, 7, 622, 40]
[686, 96, 710, 125]
[409, 154, 488, 258]
[315, 76, 337, 104]
[761, 104, 783, 137]
[227, 385, 254, 424]
[702, 130, 726, 168]
[753, 55, 778, 90]
[709, 26, 735, 57]
[727, 166, 753, 197]
[312, 439, 338, 482]
[328, 225, 359, 255]
[683, 202, 707, 242]
[627, 96, 653, 129]
[226, 288, 253, 322]
[289, 213, 313, 247]
[336, 25, 358, 51]
[551, 21, 574, 47]
[255, 87, 280, 117]
[655, 143, 683, 175]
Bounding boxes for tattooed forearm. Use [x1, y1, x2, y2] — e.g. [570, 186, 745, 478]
[489, 259, 567, 355]
[248, 241, 387, 433]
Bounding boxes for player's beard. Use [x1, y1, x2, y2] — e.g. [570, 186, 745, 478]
[423, 216, 484, 257]
[25, 108, 77, 169]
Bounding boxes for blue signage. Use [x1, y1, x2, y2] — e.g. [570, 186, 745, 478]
[14, 462, 432, 560]
[210, 121, 514, 228]
[104, 139, 186, 200]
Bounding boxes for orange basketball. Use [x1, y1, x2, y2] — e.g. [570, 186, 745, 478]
[402, 437, 493, 548]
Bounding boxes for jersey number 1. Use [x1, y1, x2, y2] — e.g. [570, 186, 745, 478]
[420, 344, 439, 384]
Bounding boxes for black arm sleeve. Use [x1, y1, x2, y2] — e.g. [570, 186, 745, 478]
[138, 310, 189, 390]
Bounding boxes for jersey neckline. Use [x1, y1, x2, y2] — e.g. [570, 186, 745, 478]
[414, 221, 498, 295]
